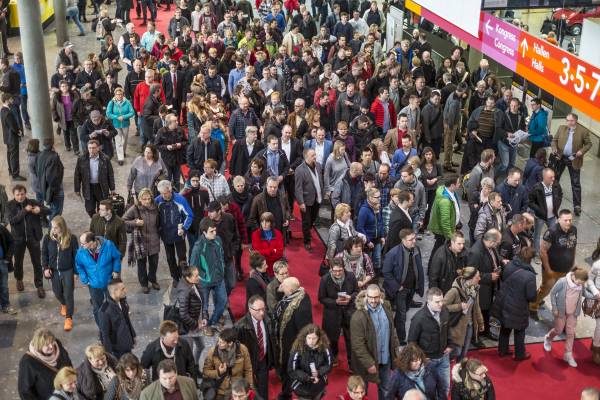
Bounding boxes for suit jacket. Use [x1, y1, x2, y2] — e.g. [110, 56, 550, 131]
[230, 140, 265, 176]
[1, 106, 19, 144]
[551, 124, 592, 170]
[161, 70, 184, 108]
[385, 206, 413, 252]
[304, 139, 333, 166]
[294, 162, 324, 207]
[73, 152, 115, 201]
[235, 313, 275, 371]
[281, 137, 304, 171]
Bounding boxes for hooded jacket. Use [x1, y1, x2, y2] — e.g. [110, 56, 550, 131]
[75, 237, 122, 289]
[190, 235, 225, 286]
[349, 290, 399, 383]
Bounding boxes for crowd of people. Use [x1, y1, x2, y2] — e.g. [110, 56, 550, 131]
[2, 0, 600, 399]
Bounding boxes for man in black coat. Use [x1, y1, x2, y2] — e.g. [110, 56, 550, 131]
[161, 61, 184, 117]
[36, 140, 65, 222]
[384, 190, 414, 253]
[246, 253, 271, 305]
[230, 126, 264, 177]
[154, 114, 188, 190]
[80, 110, 118, 159]
[186, 123, 224, 171]
[235, 295, 275, 400]
[467, 228, 502, 338]
[496, 247, 537, 361]
[74, 140, 116, 217]
[141, 320, 197, 382]
[318, 258, 358, 366]
[98, 280, 136, 358]
[280, 125, 304, 209]
[142, 84, 164, 145]
[428, 231, 467, 295]
[0, 58, 22, 131]
[254, 135, 291, 184]
[274, 277, 313, 400]
[1, 93, 24, 180]
[408, 287, 451, 399]
[0, 223, 15, 314]
[75, 59, 102, 96]
[528, 168, 563, 255]
[7, 184, 50, 297]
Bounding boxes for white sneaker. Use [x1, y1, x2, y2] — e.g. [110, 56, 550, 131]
[543, 334, 552, 352]
[563, 352, 578, 367]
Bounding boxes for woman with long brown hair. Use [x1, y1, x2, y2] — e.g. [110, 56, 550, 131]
[419, 146, 442, 230]
[104, 353, 150, 400]
[187, 95, 210, 138]
[288, 324, 332, 400]
[42, 216, 79, 331]
[387, 343, 440, 399]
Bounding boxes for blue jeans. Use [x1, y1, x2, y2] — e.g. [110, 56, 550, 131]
[224, 260, 235, 296]
[371, 242, 382, 272]
[452, 322, 473, 362]
[0, 259, 10, 308]
[534, 216, 556, 255]
[377, 362, 391, 400]
[138, 115, 147, 146]
[48, 190, 65, 222]
[429, 353, 450, 399]
[89, 287, 107, 327]
[497, 141, 517, 177]
[202, 280, 227, 327]
[186, 232, 198, 261]
[66, 6, 86, 34]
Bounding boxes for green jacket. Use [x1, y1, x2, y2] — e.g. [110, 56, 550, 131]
[428, 186, 459, 240]
[190, 235, 225, 286]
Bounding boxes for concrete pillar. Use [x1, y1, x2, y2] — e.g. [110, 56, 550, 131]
[53, 0, 69, 46]
[15, 1, 53, 142]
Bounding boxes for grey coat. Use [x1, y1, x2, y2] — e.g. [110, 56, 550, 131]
[550, 275, 592, 318]
[443, 92, 463, 129]
[324, 153, 350, 194]
[122, 203, 161, 256]
[27, 153, 41, 195]
[294, 162, 324, 207]
[474, 203, 506, 241]
[421, 101, 443, 141]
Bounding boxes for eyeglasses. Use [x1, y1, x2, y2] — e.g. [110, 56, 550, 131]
[249, 307, 265, 312]
[367, 295, 380, 300]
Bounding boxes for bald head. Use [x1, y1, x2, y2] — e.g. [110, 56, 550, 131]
[349, 162, 364, 177]
[279, 277, 300, 295]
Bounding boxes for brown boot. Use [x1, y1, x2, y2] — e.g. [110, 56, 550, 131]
[592, 346, 600, 365]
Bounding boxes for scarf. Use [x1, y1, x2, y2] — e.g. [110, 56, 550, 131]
[250, 269, 270, 290]
[121, 370, 147, 399]
[343, 250, 365, 281]
[405, 365, 426, 393]
[232, 188, 250, 208]
[127, 207, 147, 267]
[216, 342, 238, 367]
[336, 219, 353, 238]
[330, 270, 345, 289]
[160, 339, 176, 359]
[458, 278, 479, 300]
[275, 288, 306, 364]
[261, 229, 274, 242]
[91, 365, 116, 391]
[28, 341, 60, 368]
[566, 272, 582, 291]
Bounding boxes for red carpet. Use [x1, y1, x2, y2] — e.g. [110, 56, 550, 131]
[142, 8, 600, 399]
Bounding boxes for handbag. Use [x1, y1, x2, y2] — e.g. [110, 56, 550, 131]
[163, 298, 181, 327]
[583, 298, 600, 319]
[200, 370, 230, 400]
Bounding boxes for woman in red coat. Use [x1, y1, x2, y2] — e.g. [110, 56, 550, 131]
[251, 212, 284, 276]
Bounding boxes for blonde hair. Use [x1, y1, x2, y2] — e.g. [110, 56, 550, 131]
[54, 367, 77, 390]
[30, 328, 57, 353]
[408, 155, 421, 168]
[51, 216, 72, 251]
[333, 140, 346, 159]
[85, 344, 106, 360]
[334, 203, 351, 219]
[137, 187, 154, 203]
[232, 176, 245, 186]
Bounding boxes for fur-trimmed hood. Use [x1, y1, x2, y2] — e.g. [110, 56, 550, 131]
[354, 288, 387, 311]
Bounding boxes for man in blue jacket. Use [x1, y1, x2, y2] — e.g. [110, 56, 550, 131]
[496, 168, 528, 220]
[356, 187, 384, 271]
[76, 232, 121, 328]
[382, 228, 425, 345]
[155, 180, 193, 287]
[527, 97, 548, 158]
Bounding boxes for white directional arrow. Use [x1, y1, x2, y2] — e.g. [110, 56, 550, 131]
[520, 38, 529, 58]
[485, 19, 493, 35]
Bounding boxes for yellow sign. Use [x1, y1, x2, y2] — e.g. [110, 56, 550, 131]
[8, 0, 55, 28]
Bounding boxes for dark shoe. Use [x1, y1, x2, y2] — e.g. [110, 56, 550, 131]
[514, 352, 532, 361]
[118, 160, 124, 166]
[16, 280, 24, 292]
[304, 243, 312, 252]
[78, 32, 86, 36]
[444, 166, 456, 173]
[151, 282, 161, 290]
[5, 51, 13, 56]
[74, 151, 81, 156]
[498, 350, 513, 358]
[37, 287, 46, 299]
[24, 123, 31, 130]
[172, 279, 179, 288]
[12, 175, 26, 181]
[451, 161, 460, 167]
[470, 339, 484, 349]
[409, 301, 423, 308]
[142, 286, 150, 294]
[1, 306, 17, 315]
[529, 310, 541, 321]
[574, 206, 581, 216]
[65, 147, 72, 152]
